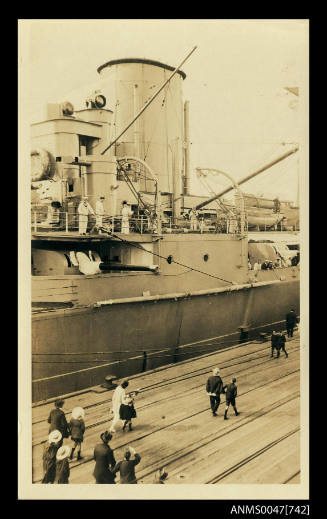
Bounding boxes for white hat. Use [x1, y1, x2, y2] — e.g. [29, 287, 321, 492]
[71, 406, 85, 420]
[56, 445, 71, 461]
[48, 430, 62, 444]
[83, 196, 88, 200]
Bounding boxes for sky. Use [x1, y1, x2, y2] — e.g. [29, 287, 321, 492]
[20, 19, 309, 203]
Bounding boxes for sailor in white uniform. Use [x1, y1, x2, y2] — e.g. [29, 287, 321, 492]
[121, 201, 133, 234]
[190, 209, 198, 231]
[77, 197, 94, 235]
[95, 196, 105, 231]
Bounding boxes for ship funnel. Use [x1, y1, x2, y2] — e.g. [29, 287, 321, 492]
[97, 58, 186, 196]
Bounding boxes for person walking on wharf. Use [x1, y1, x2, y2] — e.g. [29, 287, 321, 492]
[206, 367, 224, 417]
[93, 431, 116, 484]
[223, 378, 240, 420]
[109, 379, 129, 433]
[271, 331, 279, 358]
[120, 391, 139, 432]
[112, 446, 141, 484]
[48, 399, 70, 441]
[276, 332, 288, 358]
[55, 445, 71, 484]
[69, 407, 85, 460]
[286, 309, 298, 338]
[42, 430, 62, 484]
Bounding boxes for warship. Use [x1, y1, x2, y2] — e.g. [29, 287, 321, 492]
[31, 48, 300, 401]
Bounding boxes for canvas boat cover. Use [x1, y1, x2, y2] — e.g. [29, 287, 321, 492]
[248, 242, 278, 263]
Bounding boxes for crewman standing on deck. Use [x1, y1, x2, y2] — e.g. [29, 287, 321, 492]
[78, 197, 94, 235]
[121, 201, 133, 234]
[95, 196, 105, 231]
[190, 209, 198, 231]
[206, 368, 224, 417]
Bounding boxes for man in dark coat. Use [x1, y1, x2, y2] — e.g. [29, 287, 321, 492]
[206, 367, 224, 417]
[223, 378, 240, 420]
[271, 331, 279, 358]
[48, 399, 70, 440]
[286, 309, 298, 338]
[93, 431, 116, 484]
[112, 446, 141, 484]
[276, 333, 288, 358]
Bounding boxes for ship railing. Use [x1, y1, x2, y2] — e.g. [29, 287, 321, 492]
[31, 210, 160, 235]
[31, 209, 247, 235]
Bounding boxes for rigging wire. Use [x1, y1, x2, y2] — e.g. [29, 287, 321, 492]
[143, 91, 167, 162]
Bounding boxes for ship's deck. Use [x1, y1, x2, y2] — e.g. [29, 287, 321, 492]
[32, 333, 301, 486]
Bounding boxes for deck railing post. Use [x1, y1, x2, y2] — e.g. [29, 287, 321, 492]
[140, 216, 143, 234]
[65, 212, 68, 233]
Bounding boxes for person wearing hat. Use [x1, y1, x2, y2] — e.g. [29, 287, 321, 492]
[95, 196, 105, 232]
[69, 407, 86, 460]
[223, 377, 240, 420]
[109, 379, 129, 433]
[55, 445, 71, 484]
[121, 201, 133, 234]
[112, 446, 141, 484]
[42, 430, 62, 484]
[93, 431, 116, 484]
[206, 367, 224, 417]
[119, 392, 138, 432]
[77, 196, 94, 235]
[48, 399, 70, 440]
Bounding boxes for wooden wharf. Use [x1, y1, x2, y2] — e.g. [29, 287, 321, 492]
[32, 334, 301, 485]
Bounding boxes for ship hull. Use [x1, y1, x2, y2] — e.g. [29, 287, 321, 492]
[32, 277, 299, 402]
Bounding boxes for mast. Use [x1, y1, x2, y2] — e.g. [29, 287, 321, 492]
[193, 146, 299, 211]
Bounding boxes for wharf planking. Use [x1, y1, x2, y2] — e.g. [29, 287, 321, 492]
[32, 334, 301, 485]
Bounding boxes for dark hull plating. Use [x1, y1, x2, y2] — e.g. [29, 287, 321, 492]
[32, 278, 299, 401]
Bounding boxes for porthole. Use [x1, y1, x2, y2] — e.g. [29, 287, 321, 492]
[167, 255, 173, 264]
[203, 254, 209, 262]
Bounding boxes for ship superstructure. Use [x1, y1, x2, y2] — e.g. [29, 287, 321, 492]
[31, 52, 300, 401]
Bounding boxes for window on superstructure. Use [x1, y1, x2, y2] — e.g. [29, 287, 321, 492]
[79, 136, 96, 156]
